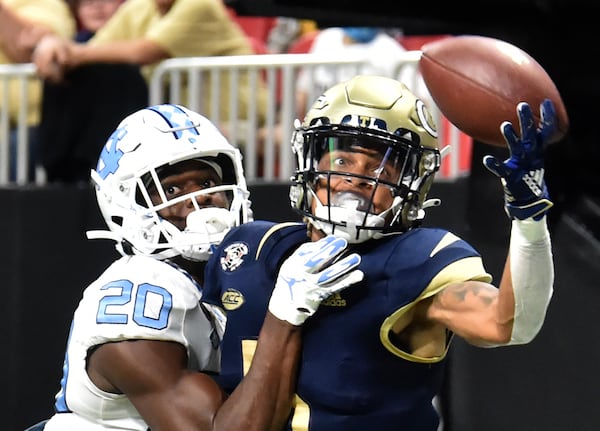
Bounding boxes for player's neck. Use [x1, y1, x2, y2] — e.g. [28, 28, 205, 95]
[168, 256, 207, 286]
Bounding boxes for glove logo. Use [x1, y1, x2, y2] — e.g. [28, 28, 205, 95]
[523, 168, 544, 197]
[321, 292, 347, 307]
[220, 242, 249, 272]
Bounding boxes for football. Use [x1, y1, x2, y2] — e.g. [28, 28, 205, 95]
[418, 35, 569, 147]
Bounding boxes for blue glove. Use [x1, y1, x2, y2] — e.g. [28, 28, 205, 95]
[483, 99, 555, 221]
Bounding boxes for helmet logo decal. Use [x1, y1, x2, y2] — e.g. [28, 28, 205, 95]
[341, 114, 387, 131]
[150, 105, 200, 142]
[416, 100, 438, 138]
[96, 127, 127, 180]
[220, 242, 249, 272]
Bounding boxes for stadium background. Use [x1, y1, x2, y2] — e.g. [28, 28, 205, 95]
[4, 1, 600, 429]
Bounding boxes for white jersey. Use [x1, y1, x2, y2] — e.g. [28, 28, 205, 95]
[44, 255, 225, 431]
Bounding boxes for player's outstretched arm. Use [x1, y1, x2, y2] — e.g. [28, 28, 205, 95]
[483, 99, 555, 345]
[214, 235, 363, 431]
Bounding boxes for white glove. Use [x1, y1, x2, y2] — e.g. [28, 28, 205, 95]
[268, 235, 364, 326]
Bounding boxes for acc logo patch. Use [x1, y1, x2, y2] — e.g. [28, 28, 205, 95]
[220, 242, 249, 272]
[221, 288, 245, 311]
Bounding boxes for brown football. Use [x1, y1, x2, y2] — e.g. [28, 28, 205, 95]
[418, 35, 569, 147]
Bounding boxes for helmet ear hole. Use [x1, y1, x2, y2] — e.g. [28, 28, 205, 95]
[134, 183, 150, 207]
[121, 239, 135, 255]
[214, 153, 236, 185]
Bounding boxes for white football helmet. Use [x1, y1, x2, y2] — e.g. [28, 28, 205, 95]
[87, 103, 252, 261]
[290, 75, 441, 243]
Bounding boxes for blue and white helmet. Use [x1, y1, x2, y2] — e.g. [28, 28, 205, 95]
[88, 104, 252, 261]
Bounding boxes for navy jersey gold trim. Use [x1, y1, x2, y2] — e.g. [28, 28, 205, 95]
[203, 221, 308, 392]
[203, 222, 490, 431]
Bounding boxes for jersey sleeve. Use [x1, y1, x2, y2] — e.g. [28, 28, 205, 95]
[376, 228, 492, 362]
[417, 229, 492, 298]
[79, 255, 203, 348]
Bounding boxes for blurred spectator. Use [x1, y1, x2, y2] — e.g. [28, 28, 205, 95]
[68, 0, 125, 42]
[0, 0, 75, 182]
[38, 0, 144, 184]
[256, 26, 433, 176]
[225, 6, 277, 53]
[295, 27, 413, 116]
[266, 17, 317, 53]
[39, 63, 148, 184]
[33, 0, 269, 141]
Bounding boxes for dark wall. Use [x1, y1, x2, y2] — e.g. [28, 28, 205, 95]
[2, 182, 300, 431]
[443, 143, 600, 431]
[3, 178, 599, 431]
[2, 185, 116, 431]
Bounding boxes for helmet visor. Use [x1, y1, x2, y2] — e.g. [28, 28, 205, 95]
[306, 128, 421, 194]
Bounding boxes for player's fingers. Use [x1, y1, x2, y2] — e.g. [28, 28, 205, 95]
[320, 269, 364, 298]
[500, 121, 522, 157]
[539, 98, 557, 145]
[302, 235, 348, 273]
[517, 102, 536, 145]
[316, 253, 362, 285]
[483, 155, 509, 178]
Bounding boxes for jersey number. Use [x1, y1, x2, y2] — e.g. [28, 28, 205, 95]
[242, 339, 311, 430]
[97, 279, 173, 330]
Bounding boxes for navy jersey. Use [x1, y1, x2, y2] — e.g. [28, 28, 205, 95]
[203, 220, 309, 391]
[203, 221, 491, 431]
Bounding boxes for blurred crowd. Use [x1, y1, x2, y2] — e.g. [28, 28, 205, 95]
[3, 2, 595, 243]
[2, 0, 419, 185]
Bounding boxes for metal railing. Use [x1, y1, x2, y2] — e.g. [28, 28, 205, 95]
[1, 52, 471, 186]
[149, 52, 372, 182]
[149, 51, 471, 183]
[0, 63, 39, 185]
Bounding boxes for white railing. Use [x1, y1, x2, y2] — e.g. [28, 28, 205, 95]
[149, 53, 372, 182]
[0, 63, 38, 185]
[149, 51, 472, 183]
[1, 52, 471, 186]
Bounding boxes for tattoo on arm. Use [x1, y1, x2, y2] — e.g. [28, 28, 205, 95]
[442, 282, 496, 307]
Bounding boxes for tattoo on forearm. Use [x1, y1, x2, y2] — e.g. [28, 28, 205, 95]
[446, 284, 495, 306]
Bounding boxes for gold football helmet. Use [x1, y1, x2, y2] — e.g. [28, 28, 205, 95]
[290, 75, 441, 243]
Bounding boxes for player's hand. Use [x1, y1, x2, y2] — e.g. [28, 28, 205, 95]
[268, 235, 363, 326]
[482, 99, 555, 220]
